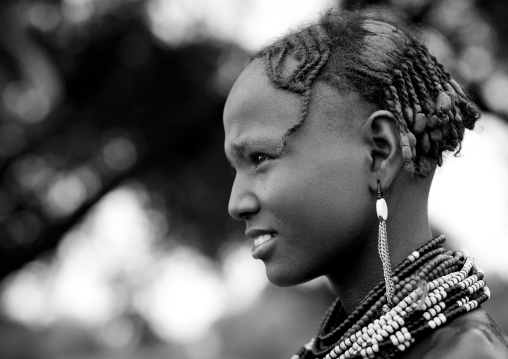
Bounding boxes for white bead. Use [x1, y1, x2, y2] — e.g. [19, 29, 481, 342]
[396, 332, 405, 343]
[484, 287, 491, 298]
[376, 198, 388, 220]
[390, 335, 398, 346]
[396, 316, 404, 325]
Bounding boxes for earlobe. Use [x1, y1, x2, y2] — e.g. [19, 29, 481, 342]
[363, 110, 403, 191]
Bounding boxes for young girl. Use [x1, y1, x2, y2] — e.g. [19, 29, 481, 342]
[223, 9, 508, 359]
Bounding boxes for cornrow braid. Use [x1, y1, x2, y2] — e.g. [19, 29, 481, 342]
[255, 9, 480, 176]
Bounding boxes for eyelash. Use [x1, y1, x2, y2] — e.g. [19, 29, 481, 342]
[228, 153, 275, 176]
[252, 154, 271, 167]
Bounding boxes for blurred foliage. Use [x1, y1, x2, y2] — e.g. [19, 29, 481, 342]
[0, 0, 248, 280]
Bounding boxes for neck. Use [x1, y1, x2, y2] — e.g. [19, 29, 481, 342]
[327, 176, 433, 315]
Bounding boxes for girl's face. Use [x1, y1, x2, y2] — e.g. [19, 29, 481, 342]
[223, 60, 378, 286]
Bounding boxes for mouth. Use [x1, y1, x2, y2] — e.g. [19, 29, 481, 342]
[247, 231, 278, 259]
[253, 233, 276, 247]
[246, 229, 278, 248]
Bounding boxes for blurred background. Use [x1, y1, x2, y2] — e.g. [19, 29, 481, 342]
[0, 0, 507, 358]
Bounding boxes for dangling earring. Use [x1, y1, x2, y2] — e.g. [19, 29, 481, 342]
[376, 180, 394, 307]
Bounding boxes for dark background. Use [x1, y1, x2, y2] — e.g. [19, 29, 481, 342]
[0, 0, 506, 358]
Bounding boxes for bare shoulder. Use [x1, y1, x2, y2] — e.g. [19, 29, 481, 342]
[402, 308, 508, 359]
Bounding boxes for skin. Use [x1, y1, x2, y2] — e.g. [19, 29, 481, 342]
[223, 59, 508, 358]
[224, 59, 433, 313]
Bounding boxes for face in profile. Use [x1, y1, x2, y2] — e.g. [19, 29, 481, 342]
[223, 59, 378, 286]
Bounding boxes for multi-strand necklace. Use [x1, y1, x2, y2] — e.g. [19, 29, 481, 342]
[291, 235, 490, 359]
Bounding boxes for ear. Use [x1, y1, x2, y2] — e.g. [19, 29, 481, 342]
[362, 110, 403, 192]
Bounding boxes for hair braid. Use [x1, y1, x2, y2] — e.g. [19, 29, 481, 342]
[401, 62, 421, 113]
[393, 69, 413, 124]
[254, 9, 480, 176]
[410, 53, 440, 113]
[416, 45, 444, 94]
[405, 54, 434, 114]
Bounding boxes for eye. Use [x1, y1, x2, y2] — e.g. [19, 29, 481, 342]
[252, 154, 271, 167]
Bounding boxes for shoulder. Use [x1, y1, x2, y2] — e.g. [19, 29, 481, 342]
[403, 308, 508, 359]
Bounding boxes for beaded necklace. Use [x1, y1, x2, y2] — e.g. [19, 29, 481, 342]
[291, 235, 490, 359]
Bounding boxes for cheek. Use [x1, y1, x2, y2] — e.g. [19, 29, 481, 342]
[261, 156, 371, 237]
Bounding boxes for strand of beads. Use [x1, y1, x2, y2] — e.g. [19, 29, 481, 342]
[289, 236, 491, 359]
[335, 249, 462, 346]
[317, 239, 452, 358]
[310, 236, 447, 354]
[321, 255, 489, 359]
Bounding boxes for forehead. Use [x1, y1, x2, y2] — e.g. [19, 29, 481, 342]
[223, 59, 301, 145]
[223, 58, 373, 159]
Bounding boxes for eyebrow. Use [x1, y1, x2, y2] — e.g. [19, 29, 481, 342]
[225, 136, 283, 168]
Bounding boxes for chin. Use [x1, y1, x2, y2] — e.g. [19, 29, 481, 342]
[265, 264, 318, 287]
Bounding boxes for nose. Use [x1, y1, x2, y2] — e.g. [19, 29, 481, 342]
[228, 175, 260, 220]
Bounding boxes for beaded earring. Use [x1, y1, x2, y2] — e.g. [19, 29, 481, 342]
[376, 180, 395, 307]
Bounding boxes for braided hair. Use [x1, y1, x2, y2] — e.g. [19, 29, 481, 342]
[255, 10, 480, 177]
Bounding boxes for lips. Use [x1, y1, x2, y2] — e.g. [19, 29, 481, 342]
[246, 229, 278, 258]
[253, 233, 275, 247]
[246, 229, 277, 241]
